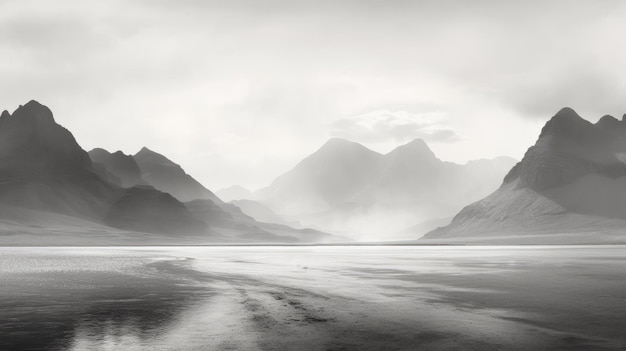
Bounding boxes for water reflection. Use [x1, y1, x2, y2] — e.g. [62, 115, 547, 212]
[2, 246, 626, 350]
[0, 258, 211, 351]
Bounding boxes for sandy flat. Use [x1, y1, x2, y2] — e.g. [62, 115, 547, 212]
[1, 246, 625, 350]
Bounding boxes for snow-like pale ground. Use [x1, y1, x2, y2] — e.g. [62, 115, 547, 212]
[1, 246, 625, 350]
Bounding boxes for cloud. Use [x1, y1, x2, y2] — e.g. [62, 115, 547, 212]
[495, 62, 626, 120]
[329, 110, 459, 144]
[0, 0, 625, 189]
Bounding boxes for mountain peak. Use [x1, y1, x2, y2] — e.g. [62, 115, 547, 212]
[404, 138, 429, 149]
[136, 147, 165, 159]
[88, 148, 113, 163]
[386, 138, 437, 161]
[90, 147, 110, 153]
[23, 99, 46, 108]
[88, 148, 143, 187]
[554, 107, 579, 118]
[132, 146, 221, 203]
[596, 115, 621, 129]
[134, 147, 173, 167]
[0, 101, 94, 180]
[538, 107, 593, 139]
[321, 137, 361, 148]
[3, 100, 56, 127]
[314, 138, 376, 157]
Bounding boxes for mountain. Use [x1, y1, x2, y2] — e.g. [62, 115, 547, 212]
[0, 101, 343, 245]
[230, 199, 302, 228]
[0, 101, 207, 243]
[88, 148, 145, 187]
[105, 185, 206, 235]
[257, 138, 384, 216]
[186, 199, 339, 243]
[0, 101, 343, 244]
[87, 144, 343, 243]
[254, 138, 516, 238]
[133, 147, 221, 203]
[424, 108, 626, 244]
[396, 217, 453, 239]
[0, 101, 116, 220]
[216, 185, 253, 202]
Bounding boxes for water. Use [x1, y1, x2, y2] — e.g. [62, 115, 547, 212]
[1, 246, 625, 350]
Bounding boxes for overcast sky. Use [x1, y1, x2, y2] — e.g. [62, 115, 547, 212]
[1, 0, 625, 190]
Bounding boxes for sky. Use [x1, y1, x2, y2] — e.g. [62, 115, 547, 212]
[1, 0, 625, 190]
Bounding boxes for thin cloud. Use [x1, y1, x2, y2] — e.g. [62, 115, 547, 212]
[329, 111, 459, 144]
[0, 0, 624, 189]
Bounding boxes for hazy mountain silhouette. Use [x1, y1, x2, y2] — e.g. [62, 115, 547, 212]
[0, 101, 339, 244]
[230, 199, 303, 228]
[255, 138, 516, 238]
[133, 147, 221, 203]
[186, 199, 337, 243]
[88, 148, 145, 187]
[128, 148, 336, 241]
[256, 138, 384, 216]
[425, 108, 626, 243]
[216, 185, 253, 202]
[88, 145, 341, 243]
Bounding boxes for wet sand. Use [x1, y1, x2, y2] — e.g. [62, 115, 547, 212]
[1, 246, 625, 350]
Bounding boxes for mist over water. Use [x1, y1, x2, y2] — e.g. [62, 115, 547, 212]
[2, 246, 625, 350]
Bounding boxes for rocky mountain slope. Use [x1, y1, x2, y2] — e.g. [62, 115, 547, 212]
[0, 101, 340, 244]
[424, 108, 626, 244]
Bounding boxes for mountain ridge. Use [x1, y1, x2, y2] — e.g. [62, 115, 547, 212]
[254, 137, 517, 238]
[425, 107, 626, 243]
[0, 101, 341, 245]
[133, 146, 222, 203]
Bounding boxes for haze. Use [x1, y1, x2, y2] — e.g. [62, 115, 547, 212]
[1, 0, 625, 189]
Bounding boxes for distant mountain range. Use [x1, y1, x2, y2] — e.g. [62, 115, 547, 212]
[424, 108, 626, 244]
[0, 101, 340, 245]
[217, 185, 253, 202]
[253, 138, 516, 238]
[5, 100, 620, 245]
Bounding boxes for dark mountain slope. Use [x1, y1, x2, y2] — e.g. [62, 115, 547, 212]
[133, 147, 221, 203]
[88, 148, 145, 187]
[425, 108, 626, 243]
[105, 185, 206, 235]
[0, 101, 210, 241]
[0, 101, 116, 219]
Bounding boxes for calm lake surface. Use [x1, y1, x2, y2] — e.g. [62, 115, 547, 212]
[1, 245, 625, 350]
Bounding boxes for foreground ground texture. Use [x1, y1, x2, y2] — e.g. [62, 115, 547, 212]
[0, 246, 625, 350]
